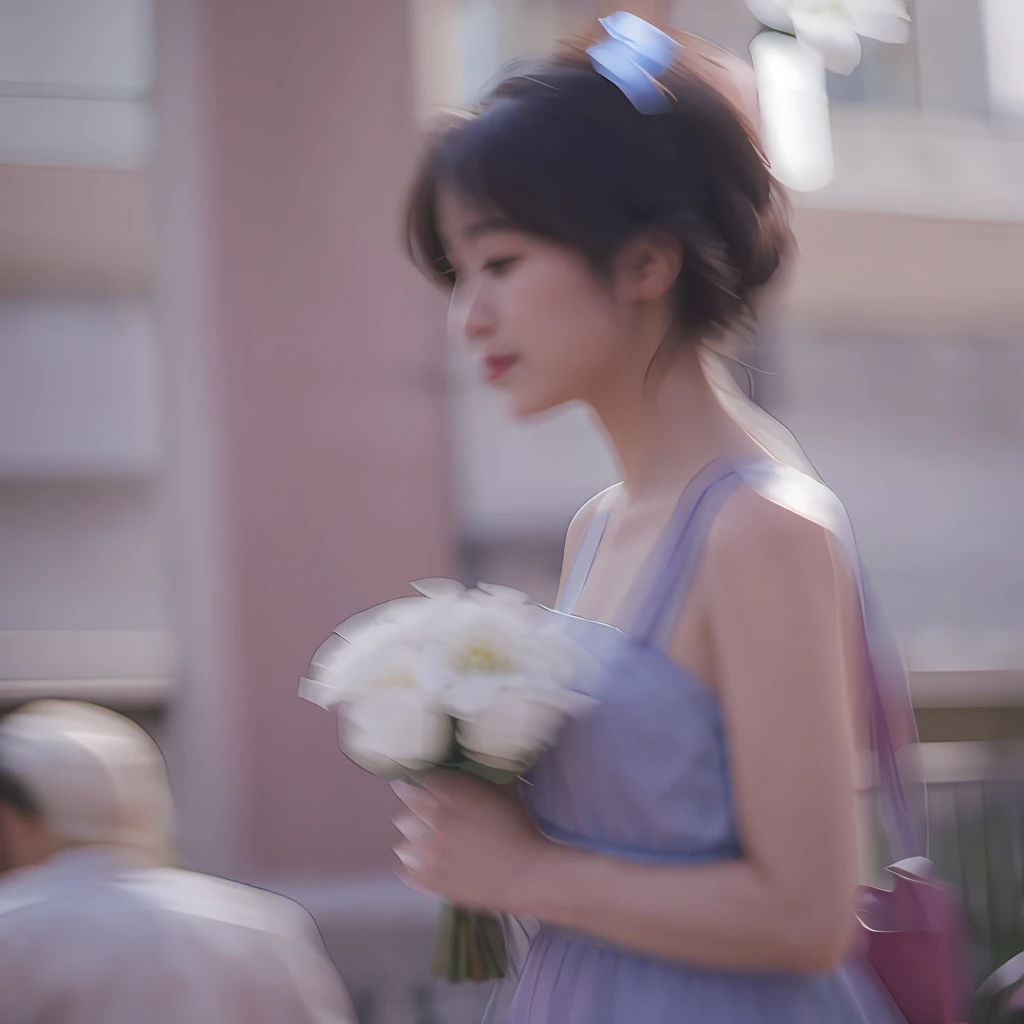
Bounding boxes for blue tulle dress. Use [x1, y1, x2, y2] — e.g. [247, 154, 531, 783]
[492, 458, 914, 1023]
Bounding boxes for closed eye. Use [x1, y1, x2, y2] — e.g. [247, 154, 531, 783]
[483, 257, 519, 276]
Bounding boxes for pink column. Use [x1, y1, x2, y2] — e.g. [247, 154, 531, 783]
[156, 0, 455, 880]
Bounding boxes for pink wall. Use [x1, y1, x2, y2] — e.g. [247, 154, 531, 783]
[158, 0, 456, 879]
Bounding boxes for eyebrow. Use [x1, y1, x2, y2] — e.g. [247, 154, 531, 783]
[464, 216, 518, 240]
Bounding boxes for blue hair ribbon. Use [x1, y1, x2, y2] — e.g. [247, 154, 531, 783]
[586, 11, 683, 115]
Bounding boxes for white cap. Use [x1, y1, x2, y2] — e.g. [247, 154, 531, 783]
[0, 701, 174, 862]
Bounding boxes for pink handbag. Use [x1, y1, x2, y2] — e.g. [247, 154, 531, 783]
[856, 626, 970, 1024]
[857, 856, 969, 1024]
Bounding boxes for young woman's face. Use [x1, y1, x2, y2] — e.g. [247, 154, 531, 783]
[437, 186, 629, 418]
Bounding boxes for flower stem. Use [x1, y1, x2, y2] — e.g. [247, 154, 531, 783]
[430, 904, 508, 983]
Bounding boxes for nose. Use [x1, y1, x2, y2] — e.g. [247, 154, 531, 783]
[451, 278, 496, 345]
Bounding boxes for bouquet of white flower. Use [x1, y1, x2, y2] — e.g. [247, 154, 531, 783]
[298, 578, 595, 983]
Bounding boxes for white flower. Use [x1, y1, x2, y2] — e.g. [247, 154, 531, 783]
[299, 578, 596, 780]
[345, 643, 455, 699]
[299, 593, 456, 708]
[456, 692, 571, 772]
[746, 0, 911, 74]
[437, 604, 580, 705]
[432, 595, 595, 771]
[342, 688, 453, 778]
[472, 582, 533, 606]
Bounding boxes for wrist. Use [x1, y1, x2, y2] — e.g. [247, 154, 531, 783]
[508, 835, 569, 922]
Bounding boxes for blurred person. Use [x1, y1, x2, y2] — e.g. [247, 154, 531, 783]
[390, 13, 930, 1024]
[0, 700, 354, 1024]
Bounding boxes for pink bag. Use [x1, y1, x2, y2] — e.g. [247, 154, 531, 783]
[857, 856, 969, 1024]
[856, 616, 970, 1024]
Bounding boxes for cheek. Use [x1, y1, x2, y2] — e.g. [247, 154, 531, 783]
[516, 265, 617, 375]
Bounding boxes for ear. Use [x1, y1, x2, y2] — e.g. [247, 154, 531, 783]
[616, 231, 683, 303]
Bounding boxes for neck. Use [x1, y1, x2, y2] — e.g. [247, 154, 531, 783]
[586, 342, 760, 501]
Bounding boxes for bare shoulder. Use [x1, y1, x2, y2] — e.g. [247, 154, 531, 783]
[700, 480, 864, 747]
[704, 483, 846, 606]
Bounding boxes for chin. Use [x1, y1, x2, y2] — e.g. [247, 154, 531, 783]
[504, 389, 570, 420]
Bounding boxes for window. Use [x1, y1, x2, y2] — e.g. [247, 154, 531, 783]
[0, 0, 153, 168]
[982, 0, 1024, 118]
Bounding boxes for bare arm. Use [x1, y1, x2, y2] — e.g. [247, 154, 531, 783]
[515, 490, 862, 973]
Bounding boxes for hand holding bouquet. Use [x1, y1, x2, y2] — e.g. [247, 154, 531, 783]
[299, 579, 594, 982]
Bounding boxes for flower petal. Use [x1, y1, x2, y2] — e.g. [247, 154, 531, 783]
[331, 595, 429, 644]
[344, 693, 453, 774]
[409, 578, 467, 600]
[847, 4, 911, 44]
[745, 0, 796, 33]
[307, 633, 353, 678]
[791, 10, 863, 73]
[457, 694, 573, 771]
[297, 675, 341, 710]
[475, 582, 531, 604]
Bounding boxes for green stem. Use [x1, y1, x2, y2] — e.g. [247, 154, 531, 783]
[430, 904, 508, 983]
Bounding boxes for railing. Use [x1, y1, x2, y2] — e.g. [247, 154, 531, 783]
[919, 742, 1024, 987]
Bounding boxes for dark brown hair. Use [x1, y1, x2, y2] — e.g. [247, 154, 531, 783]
[0, 761, 38, 817]
[406, 26, 792, 343]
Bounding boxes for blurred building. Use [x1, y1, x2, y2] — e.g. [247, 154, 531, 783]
[0, 1, 1022, 1021]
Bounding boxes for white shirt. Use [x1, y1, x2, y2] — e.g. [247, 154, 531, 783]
[0, 846, 355, 1024]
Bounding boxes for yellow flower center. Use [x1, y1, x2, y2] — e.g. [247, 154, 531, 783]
[375, 667, 416, 690]
[455, 641, 512, 675]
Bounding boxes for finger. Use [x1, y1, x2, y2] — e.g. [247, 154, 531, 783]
[392, 813, 432, 843]
[391, 781, 440, 819]
[393, 841, 424, 874]
[390, 779, 419, 801]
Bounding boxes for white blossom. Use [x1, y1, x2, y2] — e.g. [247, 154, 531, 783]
[299, 580, 595, 780]
[747, 0, 911, 74]
[456, 690, 584, 772]
[342, 688, 453, 777]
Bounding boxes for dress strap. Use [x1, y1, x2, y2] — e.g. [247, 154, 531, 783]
[628, 459, 745, 648]
[556, 489, 615, 614]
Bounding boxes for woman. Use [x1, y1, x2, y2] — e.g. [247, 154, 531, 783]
[392, 14, 920, 1023]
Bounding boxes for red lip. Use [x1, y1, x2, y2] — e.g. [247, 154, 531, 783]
[482, 355, 519, 383]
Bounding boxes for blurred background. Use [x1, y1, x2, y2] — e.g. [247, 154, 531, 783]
[0, 0, 1022, 1021]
